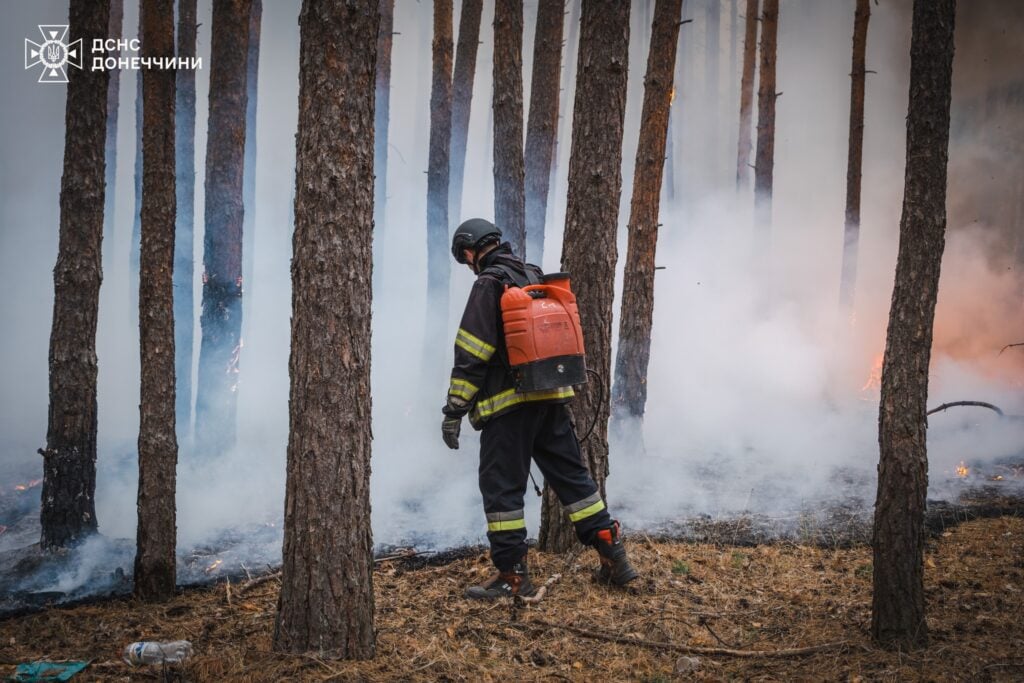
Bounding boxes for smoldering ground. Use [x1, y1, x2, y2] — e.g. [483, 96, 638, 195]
[1, 0, 1022, 602]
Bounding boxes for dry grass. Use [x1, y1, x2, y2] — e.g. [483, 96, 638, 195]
[2, 516, 1022, 682]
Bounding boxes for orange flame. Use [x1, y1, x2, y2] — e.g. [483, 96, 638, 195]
[955, 461, 969, 478]
[206, 559, 224, 574]
[861, 352, 884, 394]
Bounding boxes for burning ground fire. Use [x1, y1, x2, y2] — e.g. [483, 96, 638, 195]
[11, 479, 42, 493]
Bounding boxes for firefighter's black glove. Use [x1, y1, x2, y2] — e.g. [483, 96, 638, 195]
[442, 415, 461, 450]
[441, 395, 470, 450]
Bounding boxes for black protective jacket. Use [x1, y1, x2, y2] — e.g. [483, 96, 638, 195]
[444, 243, 574, 429]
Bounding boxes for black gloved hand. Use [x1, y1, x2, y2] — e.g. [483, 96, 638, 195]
[442, 415, 462, 449]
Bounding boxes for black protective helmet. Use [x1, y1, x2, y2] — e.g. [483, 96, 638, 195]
[451, 218, 502, 264]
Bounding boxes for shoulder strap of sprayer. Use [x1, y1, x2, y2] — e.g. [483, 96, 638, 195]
[484, 262, 542, 289]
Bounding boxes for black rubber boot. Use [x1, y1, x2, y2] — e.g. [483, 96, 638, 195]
[465, 560, 537, 600]
[594, 520, 639, 586]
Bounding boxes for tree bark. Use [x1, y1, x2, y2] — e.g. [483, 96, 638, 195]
[135, 0, 178, 602]
[539, 0, 630, 553]
[273, 0, 377, 658]
[373, 0, 395, 285]
[872, 0, 956, 651]
[838, 0, 870, 309]
[493, 0, 527, 257]
[753, 0, 777, 233]
[103, 0, 124, 259]
[41, 0, 111, 550]
[241, 0, 262, 346]
[425, 0, 453, 367]
[174, 0, 198, 444]
[735, 0, 758, 189]
[449, 0, 483, 225]
[130, 3, 143, 323]
[195, 0, 251, 457]
[611, 0, 682, 433]
[554, 0, 582, 220]
[524, 0, 565, 265]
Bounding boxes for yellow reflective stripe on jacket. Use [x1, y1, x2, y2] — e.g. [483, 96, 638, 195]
[472, 386, 575, 421]
[448, 378, 479, 401]
[455, 328, 496, 361]
[568, 499, 606, 523]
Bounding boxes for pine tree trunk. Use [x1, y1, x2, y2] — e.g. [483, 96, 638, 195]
[174, 0, 198, 444]
[425, 0, 453, 365]
[103, 0, 124, 257]
[195, 0, 251, 457]
[374, 0, 395, 284]
[40, 0, 111, 551]
[872, 0, 956, 651]
[135, 0, 178, 602]
[241, 0, 262, 344]
[493, 0, 526, 257]
[523, 0, 565, 265]
[704, 0, 720, 187]
[735, 0, 758, 189]
[273, 0, 377, 657]
[839, 0, 870, 309]
[611, 0, 682, 432]
[753, 0, 777, 232]
[539, 0, 630, 553]
[449, 0, 483, 225]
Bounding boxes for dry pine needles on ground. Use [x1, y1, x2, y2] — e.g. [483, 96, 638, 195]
[2, 517, 1022, 681]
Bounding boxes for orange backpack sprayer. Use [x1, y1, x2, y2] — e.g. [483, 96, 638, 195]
[498, 271, 587, 392]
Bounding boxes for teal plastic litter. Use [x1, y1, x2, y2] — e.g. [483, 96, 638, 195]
[9, 661, 89, 682]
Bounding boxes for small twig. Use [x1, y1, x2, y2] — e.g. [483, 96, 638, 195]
[225, 577, 232, 606]
[699, 616, 737, 649]
[927, 401, 1004, 417]
[518, 573, 562, 604]
[238, 571, 281, 595]
[519, 618, 847, 659]
[999, 342, 1024, 355]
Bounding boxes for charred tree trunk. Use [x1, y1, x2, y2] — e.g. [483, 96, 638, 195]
[838, 0, 870, 309]
[493, 0, 527, 257]
[241, 0, 262, 341]
[735, 0, 758, 189]
[273, 0, 377, 658]
[753, 0, 777, 233]
[539, 0, 630, 553]
[135, 0, 178, 602]
[611, 0, 682, 435]
[374, 0, 395, 284]
[449, 0, 483, 225]
[40, 0, 111, 550]
[195, 0, 251, 457]
[103, 0, 124, 258]
[174, 0, 198, 443]
[737, 0, 761, 189]
[523, 0, 565, 265]
[872, 0, 956, 651]
[425, 0, 453, 369]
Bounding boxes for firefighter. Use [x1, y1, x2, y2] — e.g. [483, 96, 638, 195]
[442, 217, 638, 599]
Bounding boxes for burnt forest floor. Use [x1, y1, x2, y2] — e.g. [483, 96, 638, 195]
[2, 516, 1023, 682]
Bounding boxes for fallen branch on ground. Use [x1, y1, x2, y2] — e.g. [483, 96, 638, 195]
[238, 572, 281, 595]
[518, 618, 848, 658]
[518, 573, 562, 604]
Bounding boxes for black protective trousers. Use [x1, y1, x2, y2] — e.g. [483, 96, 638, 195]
[478, 402, 613, 571]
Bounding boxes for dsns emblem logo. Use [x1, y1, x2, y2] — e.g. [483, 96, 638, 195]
[25, 25, 82, 84]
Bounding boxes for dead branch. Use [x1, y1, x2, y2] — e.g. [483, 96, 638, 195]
[999, 342, 1024, 356]
[518, 573, 562, 604]
[927, 401, 1004, 417]
[239, 571, 281, 595]
[518, 618, 848, 659]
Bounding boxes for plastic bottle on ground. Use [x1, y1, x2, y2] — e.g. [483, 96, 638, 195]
[122, 640, 193, 666]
